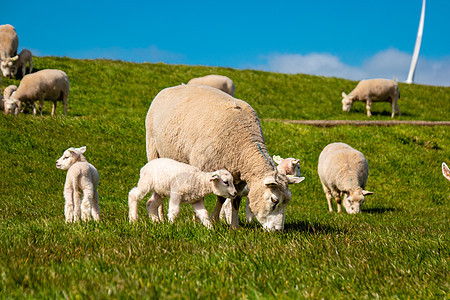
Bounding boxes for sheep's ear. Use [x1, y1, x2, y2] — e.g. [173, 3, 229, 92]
[264, 176, 278, 187]
[292, 159, 299, 165]
[442, 162, 450, 181]
[79, 146, 86, 154]
[210, 173, 219, 182]
[273, 155, 283, 165]
[287, 175, 305, 184]
[342, 92, 347, 98]
[362, 190, 374, 196]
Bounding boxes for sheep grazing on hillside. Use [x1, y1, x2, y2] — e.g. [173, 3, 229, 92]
[220, 155, 305, 224]
[342, 79, 400, 118]
[145, 84, 303, 231]
[442, 162, 450, 181]
[187, 74, 236, 97]
[318, 142, 373, 214]
[128, 158, 237, 229]
[0, 24, 19, 77]
[8, 69, 69, 116]
[11, 49, 33, 77]
[56, 146, 100, 223]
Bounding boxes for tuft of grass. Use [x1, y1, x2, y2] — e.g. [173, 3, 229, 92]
[0, 57, 449, 298]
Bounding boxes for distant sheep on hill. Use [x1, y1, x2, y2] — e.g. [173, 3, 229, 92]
[11, 49, 33, 77]
[0, 24, 19, 77]
[188, 74, 235, 96]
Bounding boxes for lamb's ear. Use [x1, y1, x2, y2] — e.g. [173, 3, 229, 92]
[362, 190, 374, 196]
[287, 175, 305, 184]
[273, 155, 283, 165]
[292, 159, 299, 165]
[442, 162, 450, 181]
[210, 173, 219, 182]
[342, 92, 347, 98]
[264, 176, 278, 187]
[79, 146, 86, 154]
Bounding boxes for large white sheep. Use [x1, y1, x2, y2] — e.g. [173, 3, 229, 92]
[220, 155, 305, 224]
[342, 79, 400, 118]
[0, 24, 19, 77]
[128, 158, 237, 228]
[145, 84, 303, 231]
[11, 49, 33, 77]
[56, 146, 100, 223]
[8, 69, 69, 116]
[187, 74, 236, 97]
[318, 142, 373, 214]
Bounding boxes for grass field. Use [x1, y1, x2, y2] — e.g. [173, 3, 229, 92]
[0, 57, 449, 298]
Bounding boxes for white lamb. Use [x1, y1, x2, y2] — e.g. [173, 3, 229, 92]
[187, 74, 236, 96]
[128, 158, 237, 229]
[342, 78, 400, 118]
[220, 155, 305, 224]
[318, 143, 373, 214]
[11, 49, 33, 77]
[56, 146, 100, 223]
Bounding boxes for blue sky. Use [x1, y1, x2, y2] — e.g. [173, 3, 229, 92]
[2, 0, 449, 86]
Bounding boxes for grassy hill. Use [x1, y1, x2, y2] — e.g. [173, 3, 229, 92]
[0, 57, 449, 298]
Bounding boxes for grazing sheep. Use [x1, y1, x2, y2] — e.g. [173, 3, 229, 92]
[318, 142, 373, 214]
[56, 146, 100, 223]
[187, 74, 236, 96]
[443, 162, 450, 181]
[146, 84, 303, 231]
[0, 24, 19, 77]
[342, 79, 400, 118]
[11, 49, 33, 77]
[3, 84, 17, 100]
[8, 69, 69, 116]
[128, 158, 237, 229]
[221, 155, 305, 224]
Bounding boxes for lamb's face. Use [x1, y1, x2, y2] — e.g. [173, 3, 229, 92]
[4, 99, 18, 115]
[210, 169, 237, 199]
[56, 147, 86, 170]
[341, 92, 353, 112]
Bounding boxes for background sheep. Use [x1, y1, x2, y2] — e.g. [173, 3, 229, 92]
[9, 69, 69, 116]
[56, 146, 100, 223]
[128, 158, 237, 229]
[146, 84, 303, 231]
[187, 74, 236, 97]
[318, 142, 373, 214]
[342, 78, 400, 118]
[11, 49, 33, 77]
[0, 24, 19, 77]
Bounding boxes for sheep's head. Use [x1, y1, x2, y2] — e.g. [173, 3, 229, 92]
[210, 169, 237, 199]
[247, 172, 303, 231]
[4, 98, 19, 115]
[56, 146, 87, 170]
[0, 55, 18, 77]
[342, 187, 374, 214]
[341, 92, 354, 112]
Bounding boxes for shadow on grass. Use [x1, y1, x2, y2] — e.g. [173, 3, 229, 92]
[362, 207, 399, 214]
[284, 220, 347, 234]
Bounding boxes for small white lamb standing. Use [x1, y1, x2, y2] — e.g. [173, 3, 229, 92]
[318, 143, 373, 214]
[56, 146, 100, 223]
[128, 158, 237, 229]
[11, 49, 33, 77]
[342, 78, 400, 118]
[187, 74, 236, 97]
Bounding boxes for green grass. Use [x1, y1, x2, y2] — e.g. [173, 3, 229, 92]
[0, 57, 449, 298]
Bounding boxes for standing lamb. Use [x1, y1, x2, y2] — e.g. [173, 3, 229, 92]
[128, 158, 237, 228]
[0, 24, 19, 77]
[11, 49, 33, 77]
[8, 69, 69, 116]
[318, 142, 374, 214]
[145, 84, 303, 231]
[187, 74, 236, 97]
[342, 79, 400, 118]
[56, 146, 100, 223]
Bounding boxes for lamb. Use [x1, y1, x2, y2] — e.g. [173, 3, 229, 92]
[187, 74, 236, 97]
[0, 24, 19, 77]
[8, 69, 69, 116]
[145, 84, 303, 231]
[342, 79, 400, 118]
[128, 158, 237, 229]
[220, 155, 305, 224]
[11, 49, 33, 77]
[318, 142, 374, 214]
[56, 146, 100, 223]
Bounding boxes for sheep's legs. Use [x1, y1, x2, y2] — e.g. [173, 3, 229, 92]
[51, 101, 57, 116]
[210, 196, 227, 222]
[157, 204, 165, 221]
[73, 190, 82, 221]
[91, 189, 100, 221]
[192, 199, 213, 229]
[332, 190, 342, 213]
[64, 185, 75, 222]
[146, 193, 164, 222]
[322, 184, 334, 212]
[231, 196, 242, 230]
[366, 100, 372, 117]
[128, 185, 150, 221]
[167, 192, 182, 223]
[81, 188, 94, 222]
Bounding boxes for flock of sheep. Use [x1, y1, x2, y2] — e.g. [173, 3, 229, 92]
[2, 23, 447, 231]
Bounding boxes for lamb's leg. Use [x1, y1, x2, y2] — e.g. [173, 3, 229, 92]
[192, 199, 213, 229]
[220, 198, 232, 225]
[210, 196, 226, 222]
[331, 190, 342, 213]
[366, 99, 372, 117]
[245, 198, 255, 222]
[128, 185, 149, 222]
[167, 192, 182, 223]
[230, 196, 242, 230]
[91, 189, 100, 221]
[322, 184, 334, 212]
[51, 101, 57, 116]
[29, 58, 33, 73]
[73, 190, 82, 222]
[157, 204, 165, 221]
[146, 193, 164, 222]
[64, 184, 75, 223]
[81, 187, 94, 222]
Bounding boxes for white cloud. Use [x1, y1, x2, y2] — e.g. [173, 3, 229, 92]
[257, 49, 450, 87]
